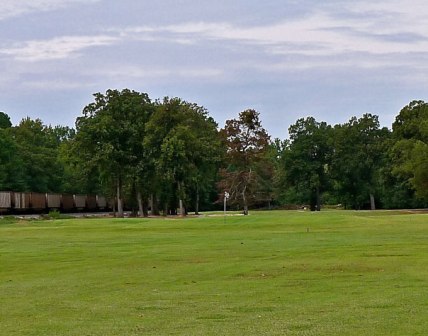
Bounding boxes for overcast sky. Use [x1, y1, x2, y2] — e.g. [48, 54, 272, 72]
[1, 0, 428, 138]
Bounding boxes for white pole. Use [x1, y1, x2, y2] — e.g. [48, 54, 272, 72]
[224, 191, 229, 224]
[224, 196, 226, 224]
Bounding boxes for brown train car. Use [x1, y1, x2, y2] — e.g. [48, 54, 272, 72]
[96, 195, 107, 209]
[61, 194, 75, 211]
[30, 192, 47, 210]
[0, 191, 12, 210]
[13, 192, 30, 210]
[74, 194, 86, 209]
[46, 193, 61, 209]
[86, 195, 97, 211]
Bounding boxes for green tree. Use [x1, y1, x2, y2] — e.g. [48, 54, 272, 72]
[0, 112, 17, 189]
[74, 89, 153, 217]
[278, 117, 332, 211]
[391, 101, 428, 202]
[330, 114, 389, 209]
[0, 112, 12, 129]
[11, 118, 64, 192]
[0, 128, 26, 190]
[218, 109, 271, 215]
[145, 97, 221, 216]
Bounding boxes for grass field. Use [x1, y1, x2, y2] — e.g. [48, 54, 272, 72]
[1, 210, 427, 335]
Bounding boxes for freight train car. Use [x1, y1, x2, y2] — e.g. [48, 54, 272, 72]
[73, 194, 86, 210]
[30, 193, 47, 211]
[61, 194, 75, 212]
[46, 193, 61, 209]
[14, 192, 30, 210]
[0, 191, 110, 214]
[96, 195, 107, 210]
[86, 195, 97, 211]
[0, 192, 12, 213]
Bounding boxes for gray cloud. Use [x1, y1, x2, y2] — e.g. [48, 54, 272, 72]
[0, 35, 118, 62]
[0, 0, 101, 21]
[1, 0, 428, 137]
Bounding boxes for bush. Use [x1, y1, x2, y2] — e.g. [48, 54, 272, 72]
[44, 210, 72, 220]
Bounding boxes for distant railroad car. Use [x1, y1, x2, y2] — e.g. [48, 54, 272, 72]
[1, 190, 112, 214]
[61, 194, 75, 211]
[107, 198, 116, 210]
[86, 195, 97, 210]
[46, 193, 61, 208]
[96, 195, 107, 209]
[0, 191, 12, 210]
[30, 193, 47, 210]
[13, 192, 30, 210]
[74, 194, 86, 209]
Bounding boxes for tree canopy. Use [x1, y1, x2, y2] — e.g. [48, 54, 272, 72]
[391, 101, 428, 200]
[1, 93, 427, 213]
[277, 117, 332, 211]
[218, 109, 272, 215]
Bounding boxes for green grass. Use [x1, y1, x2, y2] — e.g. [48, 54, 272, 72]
[1, 210, 427, 335]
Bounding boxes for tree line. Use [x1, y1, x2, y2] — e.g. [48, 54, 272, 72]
[1, 89, 427, 216]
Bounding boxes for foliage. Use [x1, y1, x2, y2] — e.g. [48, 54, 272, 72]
[391, 101, 428, 201]
[0, 111, 12, 129]
[330, 114, 390, 209]
[74, 89, 153, 216]
[144, 97, 221, 215]
[2, 97, 428, 212]
[276, 117, 332, 210]
[0, 128, 21, 190]
[218, 109, 272, 214]
[7, 118, 65, 192]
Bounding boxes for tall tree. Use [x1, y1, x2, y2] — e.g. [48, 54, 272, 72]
[0, 128, 26, 191]
[391, 101, 428, 201]
[330, 114, 389, 209]
[278, 117, 332, 211]
[0, 112, 12, 129]
[0, 112, 16, 189]
[11, 118, 64, 192]
[74, 89, 153, 217]
[145, 97, 221, 216]
[218, 109, 271, 215]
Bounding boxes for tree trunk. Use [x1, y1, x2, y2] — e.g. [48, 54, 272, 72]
[154, 195, 160, 216]
[370, 193, 376, 210]
[195, 182, 200, 215]
[117, 177, 124, 218]
[242, 184, 248, 215]
[149, 194, 154, 216]
[112, 197, 116, 217]
[310, 190, 316, 211]
[150, 194, 160, 216]
[179, 199, 185, 217]
[163, 202, 168, 217]
[178, 182, 185, 217]
[316, 186, 321, 211]
[142, 198, 149, 217]
[137, 191, 144, 217]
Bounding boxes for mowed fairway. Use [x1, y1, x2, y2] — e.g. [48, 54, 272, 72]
[1, 211, 427, 335]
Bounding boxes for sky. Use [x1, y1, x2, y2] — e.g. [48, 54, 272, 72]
[1, 0, 428, 138]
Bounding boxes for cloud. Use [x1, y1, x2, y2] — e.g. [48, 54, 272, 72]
[108, 0, 428, 67]
[94, 65, 224, 81]
[169, 15, 427, 54]
[0, 0, 100, 21]
[21, 78, 94, 90]
[0, 35, 118, 61]
[4, 1, 413, 77]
